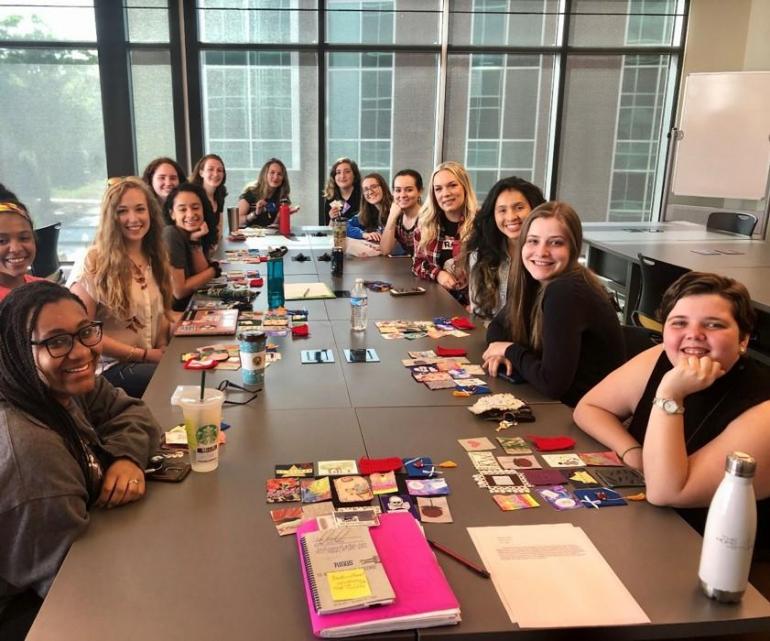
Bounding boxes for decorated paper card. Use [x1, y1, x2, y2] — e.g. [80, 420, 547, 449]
[457, 436, 496, 452]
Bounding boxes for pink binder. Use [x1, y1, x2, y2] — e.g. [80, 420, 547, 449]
[296, 512, 461, 638]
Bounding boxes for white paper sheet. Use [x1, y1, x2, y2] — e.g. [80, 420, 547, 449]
[468, 524, 650, 628]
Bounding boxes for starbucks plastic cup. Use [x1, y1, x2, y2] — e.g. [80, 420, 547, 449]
[171, 386, 225, 473]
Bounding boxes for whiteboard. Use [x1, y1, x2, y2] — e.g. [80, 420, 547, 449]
[672, 72, 770, 199]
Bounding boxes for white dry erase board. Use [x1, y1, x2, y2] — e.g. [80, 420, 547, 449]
[672, 71, 770, 199]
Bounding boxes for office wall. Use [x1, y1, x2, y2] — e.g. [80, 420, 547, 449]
[668, 0, 769, 228]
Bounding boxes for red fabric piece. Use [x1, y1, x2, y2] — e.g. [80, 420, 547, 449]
[291, 324, 309, 337]
[249, 278, 264, 288]
[435, 345, 467, 357]
[450, 316, 475, 330]
[358, 457, 403, 475]
[527, 435, 576, 452]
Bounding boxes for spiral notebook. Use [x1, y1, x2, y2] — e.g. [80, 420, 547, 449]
[296, 512, 461, 638]
[299, 526, 395, 614]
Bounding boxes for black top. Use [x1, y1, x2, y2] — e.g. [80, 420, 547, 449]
[487, 270, 625, 407]
[323, 184, 361, 223]
[240, 189, 280, 227]
[438, 215, 460, 269]
[162, 225, 195, 312]
[629, 351, 770, 554]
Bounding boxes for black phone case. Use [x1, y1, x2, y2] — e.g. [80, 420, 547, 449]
[146, 462, 191, 483]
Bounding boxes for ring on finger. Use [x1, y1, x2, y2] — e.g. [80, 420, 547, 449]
[129, 479, 140, 485]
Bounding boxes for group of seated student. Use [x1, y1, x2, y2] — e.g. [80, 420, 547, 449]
[3, 157, 770, 641]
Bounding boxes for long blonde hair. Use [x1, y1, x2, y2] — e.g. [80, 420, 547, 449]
[83, 177, 173, 319]
[416, 161, 477, 252]
[504, 201, 606, 352]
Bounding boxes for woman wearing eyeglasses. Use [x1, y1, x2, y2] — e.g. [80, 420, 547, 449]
[346, 173, 392, 243]
[69, 178, 173, 398]
[0, 281, 160, 641]
[323, 158, 362, 223]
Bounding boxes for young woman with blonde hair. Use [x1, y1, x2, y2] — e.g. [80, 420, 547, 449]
[483, 201, 624, 407]
[412, 161, 477, 298]
[70, 177, 173, 397]
[238, 158, 298, 227]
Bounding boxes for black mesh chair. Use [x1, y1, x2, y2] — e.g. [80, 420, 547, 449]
[621, 324, 659, 360]
[707, 211, 758, 237]
[631, 253, 690, 334]
[31, 223, 63, 282]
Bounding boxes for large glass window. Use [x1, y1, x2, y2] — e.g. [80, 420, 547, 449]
[200, 49, 318, 226]
[197, 0, 318, 45]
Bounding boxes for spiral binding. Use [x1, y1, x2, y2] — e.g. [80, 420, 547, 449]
[300, 534, 323, 612]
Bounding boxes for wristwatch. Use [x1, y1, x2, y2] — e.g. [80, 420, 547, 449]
[652, 397, 685, 415]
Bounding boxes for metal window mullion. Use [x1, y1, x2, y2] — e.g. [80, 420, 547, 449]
[434, 0, 450, 167]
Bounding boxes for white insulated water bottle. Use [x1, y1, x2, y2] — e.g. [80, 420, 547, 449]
[698, 451, 757, 603]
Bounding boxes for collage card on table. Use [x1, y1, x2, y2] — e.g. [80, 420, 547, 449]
[274, 462, 314, 478]
[467, 451, 502, 472]
[492, 494, 540, 511]
[333, 507, 381, 527]
[536, 485, 583, 510]
[496, 436, 532, 455]
[403, 456, 436, 477]
[269, 507, 303, 536]
[333, 475, 374, 503]
[266, 477, 301, 503]
[378, 493, 420, 519]
[316, 460, 358, 476]
[369, 471, 398, 495]
[457, 436, 497, 452]
[579, 451, 624, 466]
[498, 454, 541, 470]
[567, 470, 601, 488]
[416, 497, 453, 523]
[425, 379, 459, 390]
[482, 472, 529, 491]
[541, 453, 586, 468]
[593, 467, 646, 488]
[520, 468, 568, 486]
[301, 477, 332, 503]
[574, 488, 628, 508]
[406, 478, 450, 496]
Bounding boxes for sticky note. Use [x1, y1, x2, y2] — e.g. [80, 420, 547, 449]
[327, 568, 372, 601]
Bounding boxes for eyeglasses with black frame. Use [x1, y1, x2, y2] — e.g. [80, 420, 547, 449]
[217, 379, 259, 405]
[30, 321, 104, 358]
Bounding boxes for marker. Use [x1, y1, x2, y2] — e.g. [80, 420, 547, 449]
[427, 539, 490, 579]
[302, 288, 310, 298]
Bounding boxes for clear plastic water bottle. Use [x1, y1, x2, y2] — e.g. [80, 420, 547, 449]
[350, 278, 368, 331]
[698, 451, 757, 603]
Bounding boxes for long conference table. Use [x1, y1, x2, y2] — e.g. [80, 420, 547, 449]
[27, 228, 770, 641]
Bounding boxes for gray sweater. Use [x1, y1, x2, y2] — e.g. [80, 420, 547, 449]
[0, 377, 161, 611]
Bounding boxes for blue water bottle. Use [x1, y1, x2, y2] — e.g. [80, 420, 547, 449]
[267, 247, 286, 309]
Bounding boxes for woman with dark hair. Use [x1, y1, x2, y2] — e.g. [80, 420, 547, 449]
[461, 176, 546, 319]
[484, 201, 624, 407]
[190, 154, 228, 245]
[0, 195, 39, 301]
[575, 272, 770, 523]
[141, 157, 186, 206]
[323, 158, 362, 223]
[69, 177, 173, 398]
[161, 183, 221, 312]
[346, 173, 392, 242]
[237, 158, 298, 227]
[0, 281, 160, 641]
[380, 169, 423, 256]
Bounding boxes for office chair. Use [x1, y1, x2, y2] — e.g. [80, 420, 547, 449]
[630, 253, 690, 334]
[31, 222, 64, 283]
[621, 324, 660, 359]
[707, 211, 758, 237]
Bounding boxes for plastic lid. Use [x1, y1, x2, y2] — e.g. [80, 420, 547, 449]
[726, 451, 756, 478]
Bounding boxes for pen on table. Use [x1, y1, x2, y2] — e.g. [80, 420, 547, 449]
[302, 287, 310, 298]
[427, 539, 490, 579]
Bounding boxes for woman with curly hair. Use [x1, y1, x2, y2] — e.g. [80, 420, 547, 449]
[323, 157, 362, 223]
[237, 158, 298, 227]
[69, 177, 173, 397]
[190, 153, 228, 246]
[346, 173, 392, 242]
[461, 176, 545, 319]
[412, 161, 478, 299]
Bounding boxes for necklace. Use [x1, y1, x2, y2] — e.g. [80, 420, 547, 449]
[129, 258, 147, 290]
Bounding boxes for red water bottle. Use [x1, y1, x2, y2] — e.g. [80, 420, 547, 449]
[279, 198, 291, 235]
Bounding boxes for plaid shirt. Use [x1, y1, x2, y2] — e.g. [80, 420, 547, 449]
[411, 213, 465, 281]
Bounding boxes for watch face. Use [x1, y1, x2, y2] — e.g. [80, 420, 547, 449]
[663, 399, 681, 414]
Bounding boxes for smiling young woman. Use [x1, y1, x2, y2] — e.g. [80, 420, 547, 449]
[238, 158, 298, 228]
[141, 157, 186, 207]
[161, 183, 221, 312]
[0, 185, 40, 301]
[0, 281, 160, 641]
[483, 201, 624, 407]
[322, 158, 362, 223]
[379, 169, 423, 257]
[69, 177, 173, 397]
[190, 154, 228, 248]
[346, 173, 393, 243]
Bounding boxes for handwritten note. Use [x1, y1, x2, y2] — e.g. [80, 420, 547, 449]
[327, 568, 372, 601]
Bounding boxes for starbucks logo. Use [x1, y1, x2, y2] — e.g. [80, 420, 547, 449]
[196, 424, 218, 445]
